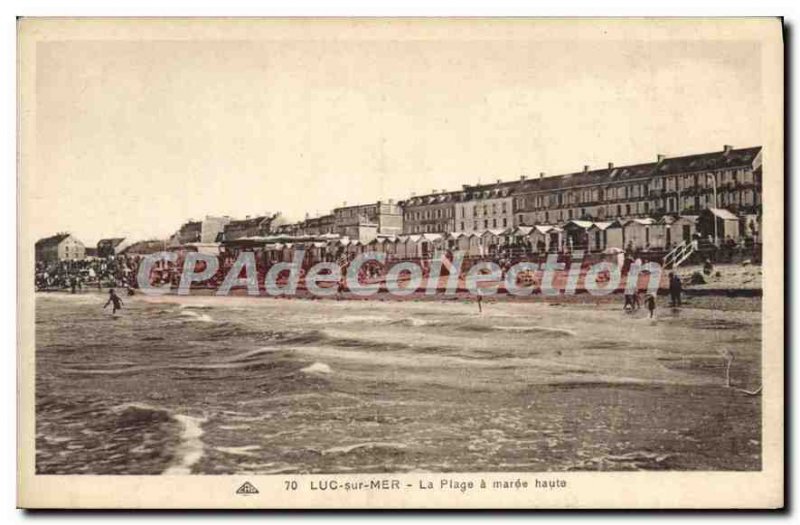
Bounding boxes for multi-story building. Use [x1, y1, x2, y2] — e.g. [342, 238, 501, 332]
[333, 200, 402, 242]
[168, 215, 232, 246]
[221, 214, 278, 241]
[300, 214, 336, 236]
[513, 145, 762, 226]
[453, 181, 516, 233]
[35, 233, 86, 263]
[400, 191, 458, 234]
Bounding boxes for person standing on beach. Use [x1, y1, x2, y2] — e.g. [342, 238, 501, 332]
[668, 272, 683, 307]
[645, 293, 656, 318]
[103, 288, 124, 315]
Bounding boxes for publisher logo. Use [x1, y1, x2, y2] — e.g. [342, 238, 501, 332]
[236, 481, 259, 495]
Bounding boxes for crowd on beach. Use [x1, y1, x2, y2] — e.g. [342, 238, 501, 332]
[35, 256, 141, 292]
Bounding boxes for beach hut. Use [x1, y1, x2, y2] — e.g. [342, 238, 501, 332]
[383, 236, 399, 258]
[605, 221, 625, 251]
[307, 241, 328, 263]
[650, 216, 697, 250]
[443, 232, 462, 251]
[401, 234, 423, 259]
[563, 220, 594, 252]
[587, 221, 614, 252]
[345, 239, 363, 258]
[622, 218, 657, 251]
[507, 226, 534, 255]
[529, 225, 564, 253]
[450, 232, 480, 257]
[419, 233, 444, 258]
[480, 229, 505, 256]
[366, 237, 384, 254]
[699, 208, 740, 244]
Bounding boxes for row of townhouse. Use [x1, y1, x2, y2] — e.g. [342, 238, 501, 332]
[400, 145, 762, 236]
[274, 200, 403, 243]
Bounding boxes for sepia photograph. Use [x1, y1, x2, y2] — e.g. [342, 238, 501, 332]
[16, 17, 784, 509]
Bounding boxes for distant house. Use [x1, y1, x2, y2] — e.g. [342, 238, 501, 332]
[96, 237, 132, 258]
[120, 239, 168, 255]
[221, 215, 276, 242]
[35, 233, 85, 263]
[168, 216, 232, 247]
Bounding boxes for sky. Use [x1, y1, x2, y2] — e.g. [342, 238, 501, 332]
[29, 33, 762, 244]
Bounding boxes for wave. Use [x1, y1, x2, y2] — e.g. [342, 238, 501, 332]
[215, 445, 261, 457]
[179, 310, 214, 323]
[492, 325, 577, 336]
[179, 304, 214, 310]
[300, 362, 332, 375]
[163, 414, 207, 475]
[392, 317, 441, 327]
[321, 441, 408, 456]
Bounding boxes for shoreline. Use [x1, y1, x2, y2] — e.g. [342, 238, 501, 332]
[36, 286, 762, 312]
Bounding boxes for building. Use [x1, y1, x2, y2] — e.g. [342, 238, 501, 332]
[299, 214, 336, 236]
[120, 239, 168, 255]
[400, 191, 458, 234]
[453, 181, 516, 233]
[97, 237, 132, 258]
[35, 233, 85, 263]
[512, 145, 761, 226]
[221, 214, 278, 242]
[333, 200, 402, 242]
[168, 215, 231, 247]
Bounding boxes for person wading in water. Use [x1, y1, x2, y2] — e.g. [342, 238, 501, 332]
[103, 288, 124, 315]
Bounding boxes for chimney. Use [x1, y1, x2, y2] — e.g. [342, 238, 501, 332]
[539, 172, 545, 179]
[520, 175, 527, 181]
[410, 192, 416, 197]
[343, 201, 347, 206]
[723, 144, 733, 154]
[583, 165, 590, 173]
[657, 154, 666, 162]
[245, 215, 251, 220]
[496, 179, 502, 184]
[462, 184, 470, 191]
[608, 162, 614, 169]
[388, 198, 394, 205]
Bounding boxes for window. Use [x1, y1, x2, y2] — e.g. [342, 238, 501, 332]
[626, 204, 631, 215]
[518, 214, 523, 224]
[503, 218, 507, 227]
[484, 219, 489, 228]
[492, 219, 497, 228]
[460, 222, 465, 231]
